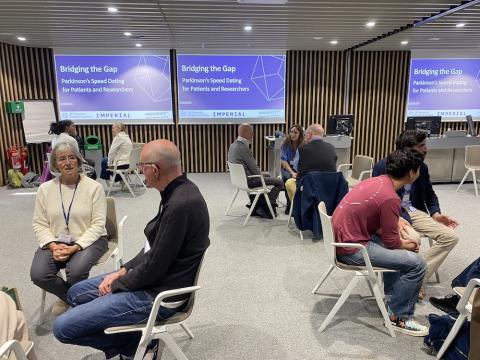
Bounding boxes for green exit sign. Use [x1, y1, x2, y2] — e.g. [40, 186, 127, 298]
[5, 101, 24, 114]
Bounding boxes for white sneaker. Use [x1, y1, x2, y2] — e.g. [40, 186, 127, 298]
[52, 299, 69, 316]
[389, 317, 429, 337]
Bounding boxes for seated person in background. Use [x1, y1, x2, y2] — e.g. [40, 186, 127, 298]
[228, 123, 284, 218]
[333, 149, 428, 336]
[285, 124, 337, 202]
[372, 130, 459, 299]
[281, 124, 304, 214]
[30, 142, 108, 316]
[100, 122, 133, 182]
[0, 292, 37, 359]
[53, 140, 210, 359]
[49, 120, 81, 151]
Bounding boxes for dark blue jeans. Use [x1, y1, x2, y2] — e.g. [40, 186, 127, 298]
[53, 273, 178, 359]
[452, 257, 480, 288]
[337, 235, 426, 318]
[100, 157, 128, 181]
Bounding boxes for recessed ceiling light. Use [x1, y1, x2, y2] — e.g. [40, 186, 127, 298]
[17, 36, 26, 41]
[456, 23, 466, 28]
[313, 36, 323, 40]
[124, 32, 132, 37]
[366, 21, 376, 28]
[107, 7, 118, 13]
[429, 37, 440, 41]
[135, 43, 142, 47]
[401, 40, 409, 45]
[244, 25, 252, 31]
[329, 40, 338, 45]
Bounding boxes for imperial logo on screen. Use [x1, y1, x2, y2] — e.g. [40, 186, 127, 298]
[54, 55, 173, 124]
[407, 58, 480, 119]
[176, 54, 286, 124]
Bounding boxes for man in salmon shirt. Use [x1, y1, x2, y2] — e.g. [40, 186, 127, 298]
[332, 149, 428, 336]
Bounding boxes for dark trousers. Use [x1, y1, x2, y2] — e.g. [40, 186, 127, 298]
[247, 175, 284, 205]
[100, 157, 129, 182]
[30, 238, 108, 302]
[452, 257, 480, 288]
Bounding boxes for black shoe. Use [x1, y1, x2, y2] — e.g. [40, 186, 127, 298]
[285, 204, 291, 215]
[255, 206, 273, 219]
[429, 294, 460, 316]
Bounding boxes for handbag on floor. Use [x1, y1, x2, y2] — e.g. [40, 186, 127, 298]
[424, 313, 469, 359]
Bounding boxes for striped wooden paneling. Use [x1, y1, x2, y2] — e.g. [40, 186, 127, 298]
[348, 51, 411, 162]
[0, 43, 56, 186]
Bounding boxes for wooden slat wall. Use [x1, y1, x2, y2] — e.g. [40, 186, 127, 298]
[4, 44, 467, 186]
[348, 51, 411, 161]
[0, 43, 55, 185]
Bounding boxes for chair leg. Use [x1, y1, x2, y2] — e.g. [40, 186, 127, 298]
[106, 176, 116, 196]
[370, 277, 396, 337]
[134, 170, 147, 189]
[263, 193, 275, 219]
[456, 170, 470, 192]
[319, 276, 359, 332]
[180, 323, 194, 339]
[287, 200, 294, 227]
[159, 332, 189, 360]
[436, 313, 468, 359]
[473, 170, 478, 197]
[243, 193, 260, 226]
[37, 290, 47, 325]
[133, 341, 149, 360]
[119, 173, 135, 198]
[364, 277, 375, 298]
[225, 189, 240, 216]
[312, 264, 334, 294]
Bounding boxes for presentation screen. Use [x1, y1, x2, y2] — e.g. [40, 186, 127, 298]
[54, 54, 173, 124]
[407, 58, 480, 120]
[177, 54, 286, 124]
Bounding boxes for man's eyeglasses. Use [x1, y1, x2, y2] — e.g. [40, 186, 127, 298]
[137, 162, 158, 171]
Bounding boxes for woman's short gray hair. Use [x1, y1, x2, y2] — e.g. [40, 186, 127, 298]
[113, 122, 125, 132]
[49, 142, 83, 174]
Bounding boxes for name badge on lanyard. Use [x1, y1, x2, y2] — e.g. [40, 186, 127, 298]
[58, 176, 80, 245]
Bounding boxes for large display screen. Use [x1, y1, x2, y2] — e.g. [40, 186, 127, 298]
[407, 58, 480, 120]
[176, 54, 286, 124]
[54, 55, 173, 124]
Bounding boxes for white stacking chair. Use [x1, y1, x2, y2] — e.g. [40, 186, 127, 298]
[337, 155, 374, 188]
[107, 146, 146, 198]
[0, 340, 32, 360]
[436, 278, 480, 359]
[456, 145, 480, 197]
[38, 197, 127, 325]
[287, 192, 303, 240]
[105, 256, 206, 360]
[225, 162, 275, 226]
[313, 202, 397, 337]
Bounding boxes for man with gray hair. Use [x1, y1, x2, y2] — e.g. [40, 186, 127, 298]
[53, 139, 210, 359]
[228, 123, 284, 218]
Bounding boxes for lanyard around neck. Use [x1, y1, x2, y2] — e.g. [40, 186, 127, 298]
[59, 176, 80, 232]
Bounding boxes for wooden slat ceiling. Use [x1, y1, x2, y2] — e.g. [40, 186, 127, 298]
[0, 0, 470, 51]
[361, 2, 480, 50]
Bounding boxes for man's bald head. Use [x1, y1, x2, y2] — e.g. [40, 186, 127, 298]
[238, 123, 254, 141]
[307, 124, 324, 136]
[142, 139, 181, 171]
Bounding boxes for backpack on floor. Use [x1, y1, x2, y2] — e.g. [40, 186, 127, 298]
[21, 172, 40, 188]
[7, 169, 24, 188]
[424, 313, 470, 359]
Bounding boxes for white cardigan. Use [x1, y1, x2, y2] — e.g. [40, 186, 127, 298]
[107, 132, 133, 167]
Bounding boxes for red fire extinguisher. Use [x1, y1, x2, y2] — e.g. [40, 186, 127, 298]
[7, 146, 22, 170]
[20, 146, 29, 175]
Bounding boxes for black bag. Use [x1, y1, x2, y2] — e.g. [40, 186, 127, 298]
[82, 158, 97, 180]
[424, 313, 470, 359]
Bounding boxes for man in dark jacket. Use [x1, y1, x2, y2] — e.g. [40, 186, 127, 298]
[53, 140, 210, 359]
[285, 124, 337, 201]
[372, 130, 459, 299]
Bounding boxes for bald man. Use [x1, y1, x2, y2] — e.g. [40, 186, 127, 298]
[54, 140, 210, 359]
[228, 123, 284, 218]
[285, 124, 337, 201]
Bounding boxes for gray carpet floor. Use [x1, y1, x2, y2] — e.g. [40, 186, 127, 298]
[1, 173, 479, 360]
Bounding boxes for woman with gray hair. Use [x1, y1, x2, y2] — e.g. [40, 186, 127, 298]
[30, 142, 108, 316]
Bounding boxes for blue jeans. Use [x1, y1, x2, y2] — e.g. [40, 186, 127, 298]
[53, 273, 178, 359]
[337, 235, 426, 318]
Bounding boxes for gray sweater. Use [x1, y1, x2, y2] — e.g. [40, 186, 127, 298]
[227, 139, 261, 177]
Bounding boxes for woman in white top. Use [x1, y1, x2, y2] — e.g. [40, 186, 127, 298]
[30, 142, 108, 316]
[49, 120, 80, 151]
[100, 122, 133, 181]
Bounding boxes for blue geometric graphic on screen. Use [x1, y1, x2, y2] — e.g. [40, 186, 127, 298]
[251, 55, 286, 101]
[135, 56, 171, 102]
[476, 69, 480, 89]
